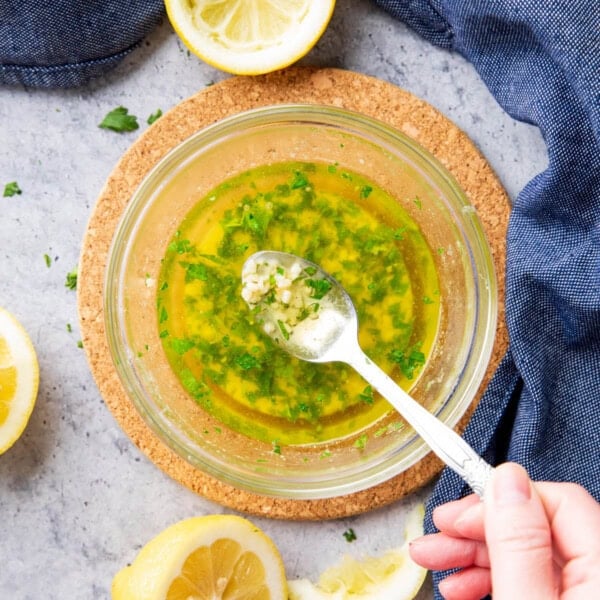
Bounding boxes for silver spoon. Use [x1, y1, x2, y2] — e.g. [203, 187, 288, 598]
[242, 250, 493, 496]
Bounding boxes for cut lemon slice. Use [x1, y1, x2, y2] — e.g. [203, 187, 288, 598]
[288, 504, 427, 600]
[165, 0, 336, 75]
[112, 514, 287, 599]
[0, 307, 39, 455]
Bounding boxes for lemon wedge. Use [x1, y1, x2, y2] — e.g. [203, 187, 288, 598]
[112, 514, 288, 599]
[164, 0, 336, 75]
[287, 504, 427, 600]
[0, 307, 39, 455]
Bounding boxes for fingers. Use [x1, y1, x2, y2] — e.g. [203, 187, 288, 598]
[421, 465, 600, 599]
[483, 463, 557, 599]
[534, 481, 600, 593]
[432, 494, 481, 537]
[433, 495, 486, 541]
[534, 481, 600, 563]
[438, 566, 491, 600]
[409, 532, 489, 570]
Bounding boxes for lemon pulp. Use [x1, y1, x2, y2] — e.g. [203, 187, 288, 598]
[0, 307, 39, 454]
[165, 0, 336, 74]
[287, 503, 427, 600]
[112, 515, 287, 600]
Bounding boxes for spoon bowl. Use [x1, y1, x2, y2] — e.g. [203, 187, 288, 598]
[243, 250, 493, 496]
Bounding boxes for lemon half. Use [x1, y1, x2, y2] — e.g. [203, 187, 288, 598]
[288, 504, 427, 600]
[165, 0, 336, 75]
[112, 514, 287, 599]
[0, 307, 39, 455]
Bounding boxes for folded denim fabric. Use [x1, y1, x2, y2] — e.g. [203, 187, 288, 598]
[0, 0, 164, 87]
[375, 0, 600, 596]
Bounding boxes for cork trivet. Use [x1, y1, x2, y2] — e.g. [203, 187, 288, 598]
[78, 68, 509, 520]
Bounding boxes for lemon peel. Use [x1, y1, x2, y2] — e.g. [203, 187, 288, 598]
[112, 514, 287, 599]
[0, 307, 39, 455]
[287, 503, 427, 600]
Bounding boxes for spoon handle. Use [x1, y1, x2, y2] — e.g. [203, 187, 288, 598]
[347, 351, 493, 497]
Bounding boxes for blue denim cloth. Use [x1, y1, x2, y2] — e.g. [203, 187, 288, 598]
[0, 1, 164, 87]
[375, 0, 600, 597]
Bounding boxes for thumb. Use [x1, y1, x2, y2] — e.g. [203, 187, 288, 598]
[483, 463, 556, 600]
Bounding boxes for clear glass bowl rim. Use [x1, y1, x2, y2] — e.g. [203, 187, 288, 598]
[104, 103, 498, 499]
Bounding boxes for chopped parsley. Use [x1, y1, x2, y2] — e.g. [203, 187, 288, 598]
[235, 352, 260, 370]
[354, 433, 368, 450]
[99, 106, 139, 133]
[147, 109, 163, 125]
[171, 338, 194, 356]
[159, 305, 168, 324]
[65, 267, 78, 290]
[3, 181, 22, 197]
[358, 385, 374, 405]
[156, 161, 440, 446]
[305, 278, 332, 299]
[277, 319, 290, 340]
[389, 346, 426, 379]
[343, 528, 357, 542]
[44, 254, 52, 268]
[290, 171, 309, 189]
[360, 185, 373, 198]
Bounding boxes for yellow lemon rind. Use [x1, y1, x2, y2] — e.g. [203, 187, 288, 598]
[287, 503, 427, 600]
[165, 0, 336, 75]
[112, 514, 287, 600]
[0, 307, 39, 455]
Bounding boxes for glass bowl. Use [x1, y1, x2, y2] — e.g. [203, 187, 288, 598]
[104, 104, 497, 500]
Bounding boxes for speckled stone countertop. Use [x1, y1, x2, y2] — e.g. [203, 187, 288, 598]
[0, 1, 547, 598]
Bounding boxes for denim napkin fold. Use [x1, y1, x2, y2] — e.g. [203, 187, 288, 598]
[375, 0, 600, 596]
[0, 0, 164, 87]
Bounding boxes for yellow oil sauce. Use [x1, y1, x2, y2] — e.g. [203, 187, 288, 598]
[157, 161, 440, 445]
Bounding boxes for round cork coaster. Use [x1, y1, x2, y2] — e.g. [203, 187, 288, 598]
[78, 68, 509, 520]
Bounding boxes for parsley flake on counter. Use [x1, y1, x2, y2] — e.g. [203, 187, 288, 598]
[3, 181, 22, 197]
[77, 340, 83, 348]
[343, 528, 357, 542]
[44, 254, 52, 268]
[99, 106, 139, 133]
[147, 109, 163, 125]
[65, 267, 78, 290]
[66, 323, 73, 333]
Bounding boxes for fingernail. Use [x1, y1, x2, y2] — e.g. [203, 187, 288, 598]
[492, 464, 531, 506]
[408, 536, 425, 549]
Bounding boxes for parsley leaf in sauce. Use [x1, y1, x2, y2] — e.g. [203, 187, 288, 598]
[389, 346, 426, 379]
[305, 278, 332, 299]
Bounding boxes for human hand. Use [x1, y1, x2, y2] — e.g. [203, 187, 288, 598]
[409, 463, 600, 600]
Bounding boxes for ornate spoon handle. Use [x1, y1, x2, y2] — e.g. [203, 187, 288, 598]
[347, 350, 493, 497]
